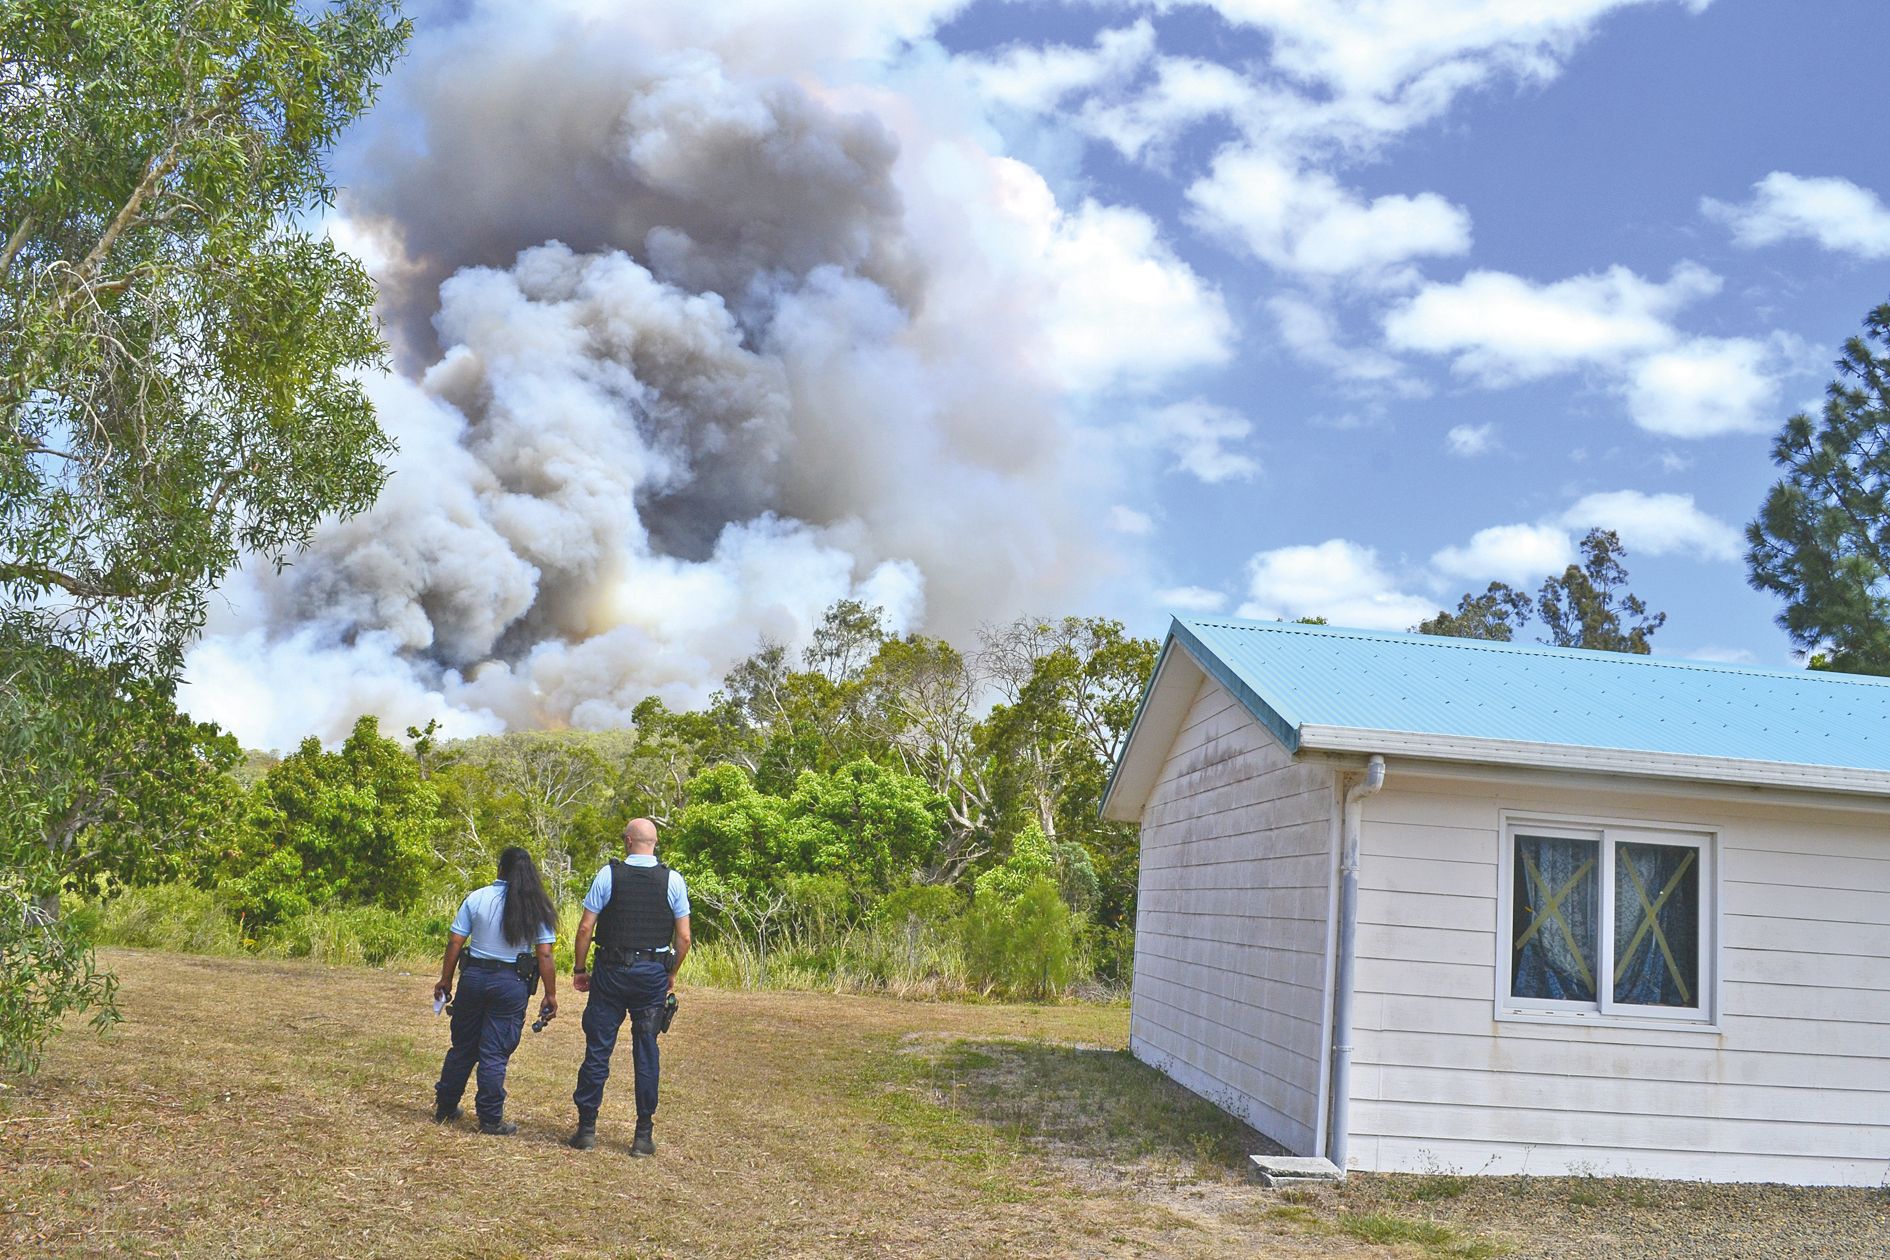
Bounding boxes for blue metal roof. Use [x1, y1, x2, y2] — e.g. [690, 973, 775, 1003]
[1172, 616, 1890, 773]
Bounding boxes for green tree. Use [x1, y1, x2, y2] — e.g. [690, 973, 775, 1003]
[1537, 528, 1665, 653]
[856, 634, 991, 879]
[0, 0, 407, 1066]
[1415, 582, 1532, 641]
[1, 0, 408, 671]
[785, 759, 944, 895]
[963, 825, 1077, 998]
[223, 716, 438, 926]
[0, 644, 240, 1071]
[1747, 300, 1890, 674]
[978, 616, 1156, 930]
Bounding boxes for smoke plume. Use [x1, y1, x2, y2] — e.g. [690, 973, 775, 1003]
[183, 0, 1233, 746]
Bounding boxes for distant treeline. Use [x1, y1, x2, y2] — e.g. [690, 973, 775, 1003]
[94, 604, 1157, 999]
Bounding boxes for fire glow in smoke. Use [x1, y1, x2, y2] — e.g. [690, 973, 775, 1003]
[182, 0, 1235, 747]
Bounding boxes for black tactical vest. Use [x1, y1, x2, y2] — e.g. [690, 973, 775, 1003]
[593, 860, 675, 952]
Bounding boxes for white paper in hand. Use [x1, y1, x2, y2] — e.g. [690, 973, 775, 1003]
[433, 995, 447, 1016]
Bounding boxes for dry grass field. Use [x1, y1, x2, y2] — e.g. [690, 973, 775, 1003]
[1, 950, 1884, 1259]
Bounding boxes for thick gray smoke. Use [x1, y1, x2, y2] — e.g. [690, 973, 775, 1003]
[182, 0, 1233, 746]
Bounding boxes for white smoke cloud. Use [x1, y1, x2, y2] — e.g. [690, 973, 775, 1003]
[181, 0, 1232, 747]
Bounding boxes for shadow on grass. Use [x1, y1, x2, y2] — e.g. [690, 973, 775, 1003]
[913, 1040, 1286, 1178]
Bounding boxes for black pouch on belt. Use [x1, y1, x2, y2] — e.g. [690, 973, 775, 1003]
[513, 952, 540, 995]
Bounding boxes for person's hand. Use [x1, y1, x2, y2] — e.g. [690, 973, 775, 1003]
[541, 994, 559, 1019]
[572, 970, 590, 993]
[433, 978, 451, 1003]
[666, 971, 676, 995]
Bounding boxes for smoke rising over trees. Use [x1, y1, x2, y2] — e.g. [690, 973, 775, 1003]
[181, 0, 1235, 750]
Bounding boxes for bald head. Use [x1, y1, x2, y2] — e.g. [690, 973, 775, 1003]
[622, 817, 659, 855]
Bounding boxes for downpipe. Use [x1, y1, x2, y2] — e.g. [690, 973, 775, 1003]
[1329, 754, 1385, 1173]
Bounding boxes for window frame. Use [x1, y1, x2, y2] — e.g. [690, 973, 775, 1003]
[1495, 810, 1719, 1032]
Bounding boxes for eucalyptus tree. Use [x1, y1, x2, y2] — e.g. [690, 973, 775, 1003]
[0, 0, 408, 1071]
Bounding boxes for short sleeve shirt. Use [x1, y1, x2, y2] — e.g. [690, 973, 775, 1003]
[451, 879, 557, 961]
[582, 855, 690, 919]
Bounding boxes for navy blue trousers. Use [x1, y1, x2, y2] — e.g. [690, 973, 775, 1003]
[573, 960, 669, 1122]
[436, 964, 528, 1124]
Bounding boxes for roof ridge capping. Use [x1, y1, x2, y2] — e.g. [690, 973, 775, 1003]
[1176, 615, 1890, 690]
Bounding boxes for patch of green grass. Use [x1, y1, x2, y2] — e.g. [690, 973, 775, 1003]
[1406, 1173, 1472, 1201]
[914, 1038, 1259, 1175]
[1336, 1212, 1507, 1258]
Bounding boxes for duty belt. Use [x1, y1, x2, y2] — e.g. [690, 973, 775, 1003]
[462, 955, 514, 971]
[596, 945, 673, 966]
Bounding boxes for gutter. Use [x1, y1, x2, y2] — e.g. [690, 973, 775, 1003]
[1328, 753, 1385, 1174]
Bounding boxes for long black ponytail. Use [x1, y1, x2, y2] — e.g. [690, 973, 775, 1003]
[497, 847, 557, 947]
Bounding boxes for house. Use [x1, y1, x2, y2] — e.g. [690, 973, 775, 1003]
[1100, 617, 1890, 1186]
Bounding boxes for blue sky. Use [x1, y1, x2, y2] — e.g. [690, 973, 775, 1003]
[186, 0, 1890, 744]
[933, 0, 1890, 663]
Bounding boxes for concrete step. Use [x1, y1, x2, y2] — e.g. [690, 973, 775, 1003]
[1249, 1155, 1345, 1188]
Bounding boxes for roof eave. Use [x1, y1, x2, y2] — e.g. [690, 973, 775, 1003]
[1100, 619, 1307, 823]
[1297, 724, 1890, 799]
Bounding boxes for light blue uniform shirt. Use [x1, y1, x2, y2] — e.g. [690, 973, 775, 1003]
[451, 879, 557, 961]
[582, 854, 691, 920]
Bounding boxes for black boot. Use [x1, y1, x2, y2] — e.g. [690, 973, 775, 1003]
[479, 1118, 518, 1136]
[632, 1116, 655, 1157]
[434, 1097, 462, 1123]
[567, 1111, 598, 1150]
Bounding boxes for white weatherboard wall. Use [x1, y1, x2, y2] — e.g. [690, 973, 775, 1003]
[1348, 770, 1890, 1186]
[1129, 673, 1337, 1155]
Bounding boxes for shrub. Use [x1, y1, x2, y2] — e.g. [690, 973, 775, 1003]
[875, 883, 965, 929]
[260, 905, 445, 967]
[964, 876, 1074, 999]
[93, 883, 245, 955]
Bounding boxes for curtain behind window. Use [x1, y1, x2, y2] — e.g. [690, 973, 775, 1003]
[1512, 835, 1599, 1002]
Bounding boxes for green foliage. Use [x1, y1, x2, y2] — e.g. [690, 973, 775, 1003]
[0, 0, 408, 1072]
[0, 0, 410, 672]
[260, 903, 446, 967]
[91, 881, 244, 955]
[0, 876, 118, 1073]
[670, 759, 945, 899]
[964, 877, 1074, 999]
[978, 617, 1157, 930]
[1416, 582, 1532, 641]
[0, 641, 240, 1071]
[786, 759, 945, 894]
[1748, 300, 1890, 674]
[222, 716, 438, 926]
[963, 826, 1080, 997]
[1537, 528, 1664, 653]
[1422, 531, 1664, 654]
[875, 883, 966, 927]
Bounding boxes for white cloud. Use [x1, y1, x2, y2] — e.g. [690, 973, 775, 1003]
[1078, 54, 1257, 160]
[1559, 490, 1742, 560]
[1624, 336, 1781, 438]
[965, 21, 1156, 114]
[1431, 523, 1574, 584]
[1237, 539, 1436, 629]
[1189, 152, 1471, 279]
[1384, 261, 1794, 440]
[1146, 400, 1260, 482]
[1267, 293, 1413, 384]
[1702, 172, 1890, 259]
[1109, 504, 1156, 535]
[1032, 194, 1237, 389]
[1384, 262, 1720, 384]
[1154, 584, 1228, 612]
[1446, 422, 1495, 456]
[1195, 1, 1708, 106]
[1675, 644, 1757, 665]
